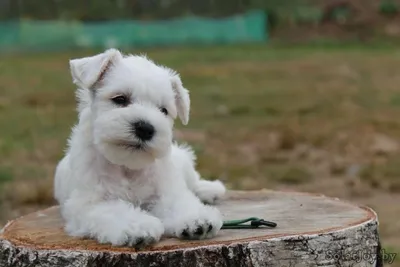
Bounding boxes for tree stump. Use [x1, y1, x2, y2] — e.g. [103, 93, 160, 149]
[0, 190, 381, 267]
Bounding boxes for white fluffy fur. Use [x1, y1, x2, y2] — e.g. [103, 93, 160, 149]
[54, 49, 226, 247]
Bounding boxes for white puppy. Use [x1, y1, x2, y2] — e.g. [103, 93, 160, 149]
[54, 49, 226, 248]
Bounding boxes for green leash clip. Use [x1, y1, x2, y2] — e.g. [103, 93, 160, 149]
[222, 217, 277, 229]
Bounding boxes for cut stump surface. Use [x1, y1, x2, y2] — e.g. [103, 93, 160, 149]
[0, 190, 381, 267]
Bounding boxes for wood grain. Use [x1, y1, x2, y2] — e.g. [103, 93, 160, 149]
[0, 190, 381, 267]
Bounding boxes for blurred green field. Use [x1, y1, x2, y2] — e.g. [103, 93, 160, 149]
[1, 44, 400, 265]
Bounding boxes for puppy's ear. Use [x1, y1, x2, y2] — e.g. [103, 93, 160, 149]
[171, 74, 190, 125]
[69, 48, 123, 90]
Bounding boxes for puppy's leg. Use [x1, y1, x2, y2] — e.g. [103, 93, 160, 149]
[173, 144, 226, 204]
[186, 169, 226, 205]
[151, 190, 223, 240]
[61, 193, 164, 247]
[54, 154, 71, 204]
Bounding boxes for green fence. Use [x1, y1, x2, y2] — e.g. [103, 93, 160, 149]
[0, 10, 267, 52]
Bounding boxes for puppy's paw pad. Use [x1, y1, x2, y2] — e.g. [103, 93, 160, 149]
[179, 222, 215, 240]
[175, 207, 222, 240]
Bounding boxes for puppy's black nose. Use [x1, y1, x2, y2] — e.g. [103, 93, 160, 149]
[132, 120, 155, 141]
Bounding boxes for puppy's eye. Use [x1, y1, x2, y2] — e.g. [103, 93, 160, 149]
[111, 95, 129, 106]
[160, 107, 168, 116]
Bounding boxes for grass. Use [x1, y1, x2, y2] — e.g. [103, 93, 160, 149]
[361, 156, 400, 192]
[383, 246, 400, 265]
[1, 44, 400, 264]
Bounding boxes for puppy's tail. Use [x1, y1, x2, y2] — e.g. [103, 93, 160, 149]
[76, 88, 92, 113]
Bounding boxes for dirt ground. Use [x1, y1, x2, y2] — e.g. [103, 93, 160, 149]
[0, 44, 400, 265]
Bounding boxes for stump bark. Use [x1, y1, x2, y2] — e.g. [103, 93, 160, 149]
[0, 190, 381, 267]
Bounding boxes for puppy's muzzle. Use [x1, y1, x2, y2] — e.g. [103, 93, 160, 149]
[132, 120, 155, 141]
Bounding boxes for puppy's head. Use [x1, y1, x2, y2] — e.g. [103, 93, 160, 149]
[69, 49, 190, 169]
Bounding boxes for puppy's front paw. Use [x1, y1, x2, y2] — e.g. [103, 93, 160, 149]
[172, 206, 223, 240]
[87, 214, 164, 248]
